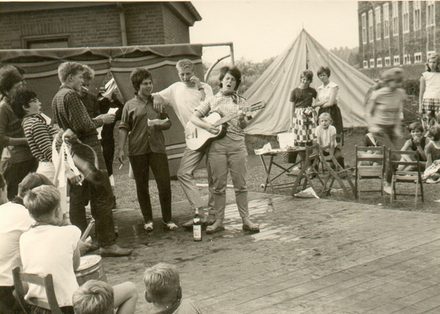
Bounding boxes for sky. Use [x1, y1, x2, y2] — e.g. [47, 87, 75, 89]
[190, 0, 359, 64]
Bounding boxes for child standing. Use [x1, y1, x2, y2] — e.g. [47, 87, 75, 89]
[315, 112, 345, 168]
[289, 70, 317, 146]
[143, 263, 202, 314]
[419, 53, 440, 131]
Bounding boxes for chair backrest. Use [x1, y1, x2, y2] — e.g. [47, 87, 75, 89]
[389, 150, 423, 179]
[355, 145, 386, 177]
[12, 267, 62, 314]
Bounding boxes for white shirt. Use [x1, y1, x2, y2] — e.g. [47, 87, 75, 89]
[20, 224, 81, 307]
[316, 81, 339, 104]
[315, 125, 337, 149]
[156, 82, 213, 127]
[0, 202, 34, 286]
[422, 72, 440, 99]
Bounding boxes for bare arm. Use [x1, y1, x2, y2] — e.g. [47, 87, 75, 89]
[419, 76, 426, 114]
[113, 282, 138, 314]
[290, 101, 295, 130]
[426, 146, 433, 168]
[400, 139, 411, 151]
[191, 111, 219, 134]
[117, 128, 128, 163]
[73, 242, 81, 270]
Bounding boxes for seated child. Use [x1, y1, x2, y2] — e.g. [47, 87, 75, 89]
[398, 122, 427, 171]
[72, 279, 138, 314]
[424, 125, 440, 183]
[315, 112, 345, 168]
[0, 173, 52, 314]
[144, 263, 202, 314]
[19, 185, 84, 314]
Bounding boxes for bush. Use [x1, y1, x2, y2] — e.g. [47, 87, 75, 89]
[403, 79, 419, 96]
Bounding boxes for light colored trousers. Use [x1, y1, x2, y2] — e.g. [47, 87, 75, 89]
[207, 136, 249, 222]
[177, 147, 214, 211]
[36, 161, 55, 182]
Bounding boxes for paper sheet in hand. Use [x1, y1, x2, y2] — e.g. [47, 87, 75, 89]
[107, 108, 118, 115]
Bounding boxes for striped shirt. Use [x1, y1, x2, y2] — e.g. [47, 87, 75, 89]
[22, 114, 59, 162]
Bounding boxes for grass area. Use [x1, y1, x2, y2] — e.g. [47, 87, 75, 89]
[113, 127, 440, 225]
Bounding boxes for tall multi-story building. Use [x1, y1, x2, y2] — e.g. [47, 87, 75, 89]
[358, 1, 439, 78]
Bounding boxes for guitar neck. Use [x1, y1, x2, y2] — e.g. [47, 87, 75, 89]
[212, 101, 263, 126]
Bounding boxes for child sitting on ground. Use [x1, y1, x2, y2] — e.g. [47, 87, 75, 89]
[0, 173, 53, 314]
[424, 125, 440, 183]
[315, 112, 345, 168]
[72, 279, 138, 314]
[19, 185, 87, 313]
[144, 263, 202, 314]
[398, 122, 427, 171]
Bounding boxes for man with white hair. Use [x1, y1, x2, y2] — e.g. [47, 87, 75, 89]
[153, 59, 214, 227]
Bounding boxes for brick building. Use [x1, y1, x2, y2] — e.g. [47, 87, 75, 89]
[358, 1, 439, 79]
[0, 2, 201, 49]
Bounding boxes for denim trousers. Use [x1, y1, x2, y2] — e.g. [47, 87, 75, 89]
[129, 152, 172, 223]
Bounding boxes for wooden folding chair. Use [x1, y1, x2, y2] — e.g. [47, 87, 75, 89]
[291, 143, 324, 195]
[354, 146, 386, 199]
[389, 150, 424, 206]
[317, 145, 355, 198]
[12, 267, 62, 314]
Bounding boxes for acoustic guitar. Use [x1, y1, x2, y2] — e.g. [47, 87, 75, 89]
[185, 101, 265, 151]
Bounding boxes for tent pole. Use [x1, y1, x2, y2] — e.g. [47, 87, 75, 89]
[204, 54, 231, 82]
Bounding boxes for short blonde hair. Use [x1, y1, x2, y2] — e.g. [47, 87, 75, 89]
[143, 263, 180, 304]
[318, 112, 332, 121]
[176, 59, 194, 72]
[23, 185, 60, 220]
[72, 280, 114, 314]
[58, 62, 84, 83]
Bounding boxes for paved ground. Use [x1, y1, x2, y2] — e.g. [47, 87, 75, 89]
[99, 190, 440, 314]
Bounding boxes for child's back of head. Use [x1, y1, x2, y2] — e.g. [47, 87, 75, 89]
[72, 280, 114, 314]
[144, 263, 181, 307]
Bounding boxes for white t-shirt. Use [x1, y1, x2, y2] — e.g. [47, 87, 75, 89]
[0, 202, 34, 286]
[317, 81, 339, 104]
[156, 82, 213, 127]
[20, 224, 81, 306]
[315, 125, 337, 148]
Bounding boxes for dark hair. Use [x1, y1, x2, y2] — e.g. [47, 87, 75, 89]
[219, 66, 241, 90]
[18, 172, 53, 197]
[0, 65, 24, 95]
[10, 86, 37, 119]
[130, 68, 152, 93]
[317, 66, 331, 77]
[428, 125, 440, 141]
[300, 70, 313, 82]
[408, 122, 424, 133]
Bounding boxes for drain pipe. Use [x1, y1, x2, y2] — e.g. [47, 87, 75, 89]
[117, 2, 128, 46]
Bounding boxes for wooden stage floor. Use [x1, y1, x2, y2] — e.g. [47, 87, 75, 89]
[103, 192, 440, 313]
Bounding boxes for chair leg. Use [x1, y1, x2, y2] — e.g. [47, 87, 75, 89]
[415, 179, 418, 208]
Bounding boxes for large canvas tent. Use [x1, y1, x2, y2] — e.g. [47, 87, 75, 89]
[0, 44, 204, 175]
[244, 29, 374, 135]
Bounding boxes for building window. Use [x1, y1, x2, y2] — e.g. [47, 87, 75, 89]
[376, 58, 383, 68]
[392, 2, 399, 36]
[427, 1, 435, 27]
[375, 6, 382, 40]
[384, 57, 391, 67]
[393, 55, 400, 65]
[414, 1, 421, 31]
[402, 1, 409, 33]
[403, 54, 411, 65]
[368, 10, 374, 43]
[370, 58, 375, 68]
[414, 52, 422, 64]
[383, 3, 390, 38]
[363, 60, 369, 69]
[362, 13, 367, 44]
[427, 51, 436, 59]
[25, 37, 69, 49]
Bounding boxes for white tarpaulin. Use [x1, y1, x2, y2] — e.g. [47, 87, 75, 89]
[244, 29, 374, 135]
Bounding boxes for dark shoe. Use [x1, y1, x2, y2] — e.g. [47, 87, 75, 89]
[99, 244, 132, 257]
[182, 219, 193, 230]
[206, 223, 225, 234]
[204, 214, 216, 226]
[242, 222, 260, 233]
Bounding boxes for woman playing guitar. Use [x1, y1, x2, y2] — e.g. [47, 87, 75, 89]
[190, 66, 260, 234]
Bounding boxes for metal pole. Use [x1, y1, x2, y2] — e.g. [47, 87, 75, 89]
[230, 43, 235, 65]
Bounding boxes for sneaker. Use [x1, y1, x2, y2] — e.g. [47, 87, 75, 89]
[383, 184, 392, 195]
[163, 221, 178, 231]
[143, 222, 154, 232]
